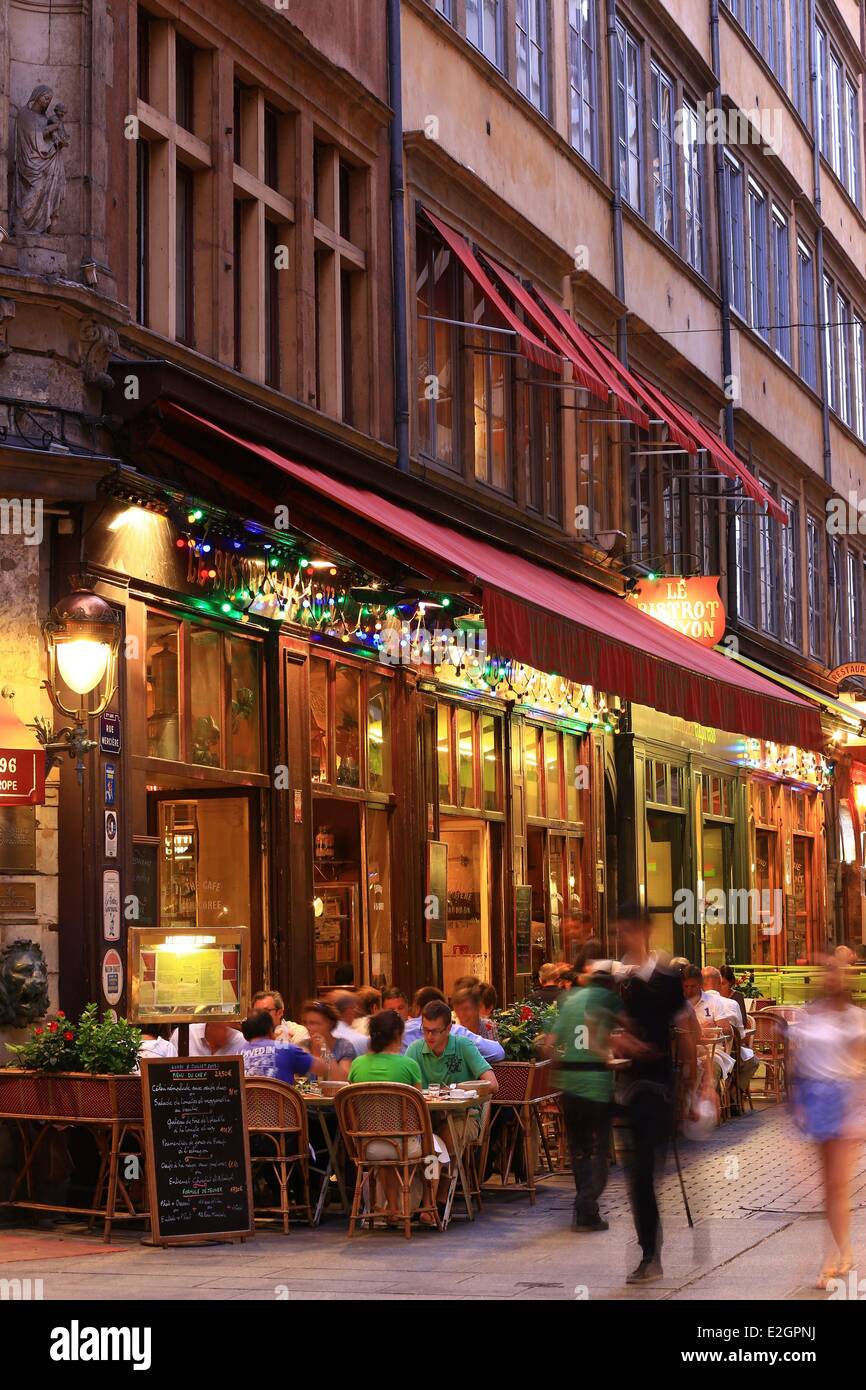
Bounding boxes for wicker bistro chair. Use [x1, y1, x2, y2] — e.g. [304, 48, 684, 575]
[751, 1012, 788, 1102]
[334, 1083, 442, 1239]
[245, 1078, 314, 1232]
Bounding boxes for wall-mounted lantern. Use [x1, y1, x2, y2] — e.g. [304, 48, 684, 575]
[36, 575, 121, 782]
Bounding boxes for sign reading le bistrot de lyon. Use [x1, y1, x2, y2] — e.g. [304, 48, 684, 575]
[626, 576, 725, 648]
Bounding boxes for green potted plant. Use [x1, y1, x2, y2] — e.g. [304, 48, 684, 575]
[736, 971, 775, 1013]
[490, 999, 559, 1101]
[0, 1005, 144, 1120]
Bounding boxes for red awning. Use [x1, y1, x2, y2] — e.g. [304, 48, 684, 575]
[531, 286, 698, 456]
[423, 210, 562, 374]
[479, 253, 647, 426]
[531, 286, 787, 525]
[165, 406, 824, 750]
[630, 372, 788, 525]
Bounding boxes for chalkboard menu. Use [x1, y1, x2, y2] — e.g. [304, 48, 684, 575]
[132, 836, 159, 929]
[141, 1056, 254, 1245]
[515, 885, 533, 975]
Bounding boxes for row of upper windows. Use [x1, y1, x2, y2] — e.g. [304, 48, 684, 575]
[736, 496, 866, 670]
[431, 1, 862, 232]
[722, 150, 866, 443]
[726, 0, 861, 202]
[135, 10, 370, 427]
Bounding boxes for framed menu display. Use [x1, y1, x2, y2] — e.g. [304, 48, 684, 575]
[141, 1056, 253, 1245]
[127, 925, 249, 1025]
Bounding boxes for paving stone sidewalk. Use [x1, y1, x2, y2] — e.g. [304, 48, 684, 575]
[1, 1103, 863, 1301]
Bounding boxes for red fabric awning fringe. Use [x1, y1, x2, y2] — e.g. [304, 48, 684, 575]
[423, 210, 562, 374]
[163, 404, 824, 751]
[481, 254, 648, 427]
[630, 372, 788, 525]
[532, 286, 697, 454]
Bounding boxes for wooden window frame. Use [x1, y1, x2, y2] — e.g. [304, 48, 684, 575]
[144, 608, 266, 777]
[308, 651, 394, 804]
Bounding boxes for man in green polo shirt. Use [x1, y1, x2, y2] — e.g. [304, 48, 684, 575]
[550, 961, 622, 1233]
[406, 999, 498, 1188]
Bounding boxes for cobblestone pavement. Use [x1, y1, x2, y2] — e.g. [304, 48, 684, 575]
[2, 1102, 865, 1301]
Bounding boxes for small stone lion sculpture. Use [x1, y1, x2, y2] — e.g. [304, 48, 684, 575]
[0, 939, 49, 1027]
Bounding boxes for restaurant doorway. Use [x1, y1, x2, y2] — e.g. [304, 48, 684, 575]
[147, 788, 264, 992]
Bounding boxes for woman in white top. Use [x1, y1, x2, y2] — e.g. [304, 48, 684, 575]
[790, 959, 866, 1287]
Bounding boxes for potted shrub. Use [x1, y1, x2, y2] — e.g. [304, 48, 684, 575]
[0, 1005, 144, 1120]
[490, 999, 559, 1101]
[737, 972, 776, 1014]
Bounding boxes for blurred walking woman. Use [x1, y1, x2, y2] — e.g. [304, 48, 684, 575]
[790, 959, 866, 1287]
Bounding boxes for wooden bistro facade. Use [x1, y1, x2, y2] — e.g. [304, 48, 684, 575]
[57, 475, 618, 1014]
[55, 378, 830, 1019]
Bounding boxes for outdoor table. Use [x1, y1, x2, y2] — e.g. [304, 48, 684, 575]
[302, 1091, 351, 1224]
[422, 1090, 478, 1228]
[303, 1086, 477, 1230]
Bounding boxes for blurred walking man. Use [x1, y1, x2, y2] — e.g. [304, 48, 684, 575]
[618, 907, 695, 1284]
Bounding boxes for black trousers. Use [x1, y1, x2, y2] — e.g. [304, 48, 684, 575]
[561, 1092, 612, 1225]
[623, 1083, 674, 1262]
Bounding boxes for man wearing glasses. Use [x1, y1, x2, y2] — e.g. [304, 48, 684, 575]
[407, 999, 498, 1152]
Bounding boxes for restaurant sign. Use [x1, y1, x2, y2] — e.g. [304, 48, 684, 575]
[626, 576, 725, 647]
[829, 662, 866, 689]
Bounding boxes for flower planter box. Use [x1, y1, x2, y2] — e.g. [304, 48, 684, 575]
[0, 1070, 143, 1122]
[491, 1058, 557, 1103]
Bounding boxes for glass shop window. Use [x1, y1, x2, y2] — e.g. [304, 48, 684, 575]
[310, 657, 329, 783]
[544, 728, 561, 820]
[438, 702, 452, 802]
[481, 713, 501, 812]
[334, 664, 361, 787]
[146, 613, 180, 760]
[310, 654, 394, 794]
[229, 635, 261, 773]
[146, 612, 264, 773]
[524, 724, 541, 818]
[190, 627, 223, 766]
[457, 707, 475, 807]
[367, 676, 391, 793]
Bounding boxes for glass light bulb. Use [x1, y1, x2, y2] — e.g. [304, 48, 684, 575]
[56, 639, 109, 695]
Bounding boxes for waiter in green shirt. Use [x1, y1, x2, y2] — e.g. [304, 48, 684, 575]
[549, 959, 622, 1233]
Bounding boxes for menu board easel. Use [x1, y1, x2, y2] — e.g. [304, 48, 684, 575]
[141, 1055, 254, 1246]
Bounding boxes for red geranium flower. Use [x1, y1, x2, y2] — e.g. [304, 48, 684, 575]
[34, 1027, 43, 1035]
[56, 1010, 65, 1019]
[48, 1021, 58, 1033]
[64, 1031, 74, 1042]
[520, 1006, 533, 1022]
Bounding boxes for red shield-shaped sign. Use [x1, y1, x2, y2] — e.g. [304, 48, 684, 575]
[626, 576, 725, 648]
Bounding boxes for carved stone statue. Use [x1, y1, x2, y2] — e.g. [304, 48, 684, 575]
[12, 85, 69, 235]
[0, 939, 49, 1027]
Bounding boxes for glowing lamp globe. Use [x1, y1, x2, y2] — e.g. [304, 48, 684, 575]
[42, 576, 121, 720]
[56, 639, 110, 695]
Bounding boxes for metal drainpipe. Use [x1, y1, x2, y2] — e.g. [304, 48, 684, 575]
[810, 0, 833, 486]
[605, 0, 628, 364]
[387, 0, 411, 473]
[710, 0, 739, 627]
